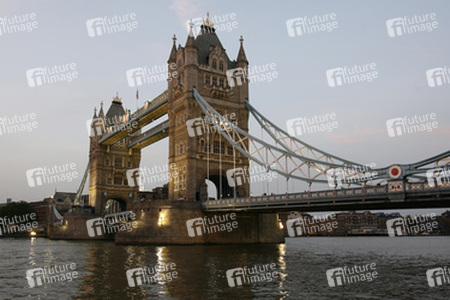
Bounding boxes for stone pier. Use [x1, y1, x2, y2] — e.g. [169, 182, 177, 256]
[115, 200, 285, 245]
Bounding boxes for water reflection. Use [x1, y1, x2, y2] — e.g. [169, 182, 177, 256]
[73, 243, 287, 299]
[4, 237, 447, 299]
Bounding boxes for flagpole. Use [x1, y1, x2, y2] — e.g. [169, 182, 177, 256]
[136, 89, 139, 112]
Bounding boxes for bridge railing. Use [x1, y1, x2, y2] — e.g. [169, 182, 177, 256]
[131, 91, 168, 120]
[204, 181, 450, 208]
[129, 120, 169, 145]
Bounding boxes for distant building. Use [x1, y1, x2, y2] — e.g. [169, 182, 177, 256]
[28, 200, 49, 226]
[6, 198, 12, 204]
[137, 184, 169, 202]
[52, 191, 89, 214]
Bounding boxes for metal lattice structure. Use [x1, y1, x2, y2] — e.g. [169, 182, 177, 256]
[193, 88, 450, 189]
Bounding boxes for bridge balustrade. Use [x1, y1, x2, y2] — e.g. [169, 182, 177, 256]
[204, 181, 450, 210]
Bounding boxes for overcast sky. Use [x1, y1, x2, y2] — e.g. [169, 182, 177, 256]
[0, 1, 449, 215]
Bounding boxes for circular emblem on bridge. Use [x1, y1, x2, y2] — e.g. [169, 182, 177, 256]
[388, 165, 402, 179]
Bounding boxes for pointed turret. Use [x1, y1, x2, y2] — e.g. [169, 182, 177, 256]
[105, 93, 126, 127]
[186, 21, 196, 48]
[237, 36, 248, 65]
[92, 107, 97, 120]
[98, 101, 105, 119]
[168, 34, 177, 63]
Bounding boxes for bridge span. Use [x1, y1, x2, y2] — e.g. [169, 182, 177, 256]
[203, 181, 450, 212]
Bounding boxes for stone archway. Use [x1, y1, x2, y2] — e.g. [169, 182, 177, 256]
[206, 174, 235, 199]
[104, 199, 127, 215]
[205, 179, 217, 200]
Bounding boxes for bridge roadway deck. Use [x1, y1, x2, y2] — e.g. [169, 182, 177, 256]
[202, 182, 450, 212]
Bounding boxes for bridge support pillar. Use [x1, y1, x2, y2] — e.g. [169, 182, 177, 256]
[115, 201, 285, 244]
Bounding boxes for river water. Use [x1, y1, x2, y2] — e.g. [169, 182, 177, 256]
[0, 237, 449, 299]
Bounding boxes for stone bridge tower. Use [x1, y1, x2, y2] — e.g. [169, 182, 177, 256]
[167, 16, 250, 201]
[88, 95, 141, 215]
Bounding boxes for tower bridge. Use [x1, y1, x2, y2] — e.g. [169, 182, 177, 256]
[56, 14, 450, 244]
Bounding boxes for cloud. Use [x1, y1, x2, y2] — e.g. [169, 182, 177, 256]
[169, 0, 201, 27]
[324, 133, 364, 144]
[354, 128, 386, 136]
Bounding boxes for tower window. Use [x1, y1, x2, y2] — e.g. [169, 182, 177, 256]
[114, 158, 122, 167]
[213, 141, 220, 154]
[219, 61, 224, 71]
[227, 146, 233, 156]
[212, 59, 217, 69]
